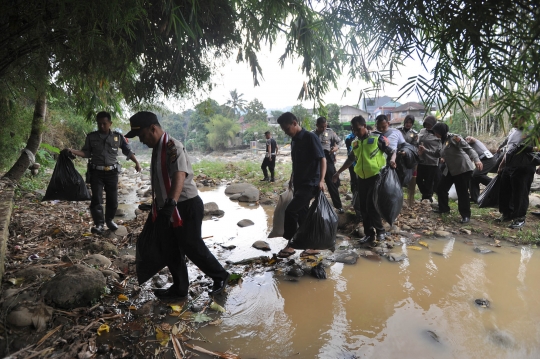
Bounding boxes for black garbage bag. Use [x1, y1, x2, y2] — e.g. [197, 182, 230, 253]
[397, 142, 419, 169]
[289, 191, 338, 250]
[42, 152, 90, 201]
[374, 166, 403, 225]
[310, 262, 327, 279]
[136, 214, 174, 285]
[478, 175, 500, 208]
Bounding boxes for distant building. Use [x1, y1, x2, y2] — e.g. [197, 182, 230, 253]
[339, 105, 369, 123]
[388, 102, 435, 127]
[373, 100, 402, 119]
[359, 95, 393, 120]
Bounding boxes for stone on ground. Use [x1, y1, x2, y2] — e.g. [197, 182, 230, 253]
[238, 219, 255, 227]
[252, 240, 271, 251]
[84, 254, 112, 268]
[41, 264, 106, 309]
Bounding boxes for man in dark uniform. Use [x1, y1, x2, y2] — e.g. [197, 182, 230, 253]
[260, 131, 278, 182]
[126, 111, 229, 299]
[66, 111, 141, 234]
[277, 112, 326, 257]
[397, 115, 418, 146]
[313, 117, 344, 213]
[465, 136, 497, 203]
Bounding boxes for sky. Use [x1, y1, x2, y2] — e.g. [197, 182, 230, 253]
[167, 40, 434, 114]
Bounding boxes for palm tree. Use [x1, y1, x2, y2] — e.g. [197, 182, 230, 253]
[225, 89, 247, 118]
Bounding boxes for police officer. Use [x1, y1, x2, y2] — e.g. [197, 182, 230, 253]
[397, 115, 418, 146]
[313, 117, 344, 213]
[496, 111, 536, 229]
[464, 136, 497, 203]
[260, 131, 278, 182]
[416, 116, 442, 202]
[333, 115, 396, 243]
[65, 111, 141, 234]
[428, 123, 482, 224]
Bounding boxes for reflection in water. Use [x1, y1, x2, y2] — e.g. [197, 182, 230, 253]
[190, 187, 540, 358]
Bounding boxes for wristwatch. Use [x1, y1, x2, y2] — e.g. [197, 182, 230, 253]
[164, 198, 177, 207]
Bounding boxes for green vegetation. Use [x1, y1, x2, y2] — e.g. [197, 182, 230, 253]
[205, 115, 240, 150]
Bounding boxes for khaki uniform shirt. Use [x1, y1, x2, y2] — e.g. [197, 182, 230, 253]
[418, 128, 441, 166]
[441, 133, 479, 176]
[152, 136, 199, 206]
[397, 126, 418, 146]
[82, 130, 134, 166]
[312, 128, 341, 152]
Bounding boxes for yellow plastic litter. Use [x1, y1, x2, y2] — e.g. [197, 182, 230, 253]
[418, 241, 429, 248]
[97, 324, 109, 336]
[117, 294, 128, 302]
[169, 305, 182, 316]
[407, 245, 423, 251]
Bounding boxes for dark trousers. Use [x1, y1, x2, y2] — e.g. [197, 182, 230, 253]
[283, 185, 318, 240]
[416, 164, 439, 200]
[167, 196, 228, 295]
[470, 157, 496, 202]
[348, 165, 358, 194]
[357, 175, 384, 237]
[89, 170, 118, 224]
[324, 154, 342, 209]
[261, 156, 276, 179]
[499, 166, 535, 220]
[436, 171, 472, 218]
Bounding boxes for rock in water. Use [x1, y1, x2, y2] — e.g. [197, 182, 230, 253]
[474, 246, 494, 254]
[238, 219, 255, 227]
[434, 230, 451, 238]
[252, 240, 271, 251]
[332, 250, 359, 264]
[387, 253, 407, 262]
[41, 264, 106, 309]
[475, 298, 490, 308]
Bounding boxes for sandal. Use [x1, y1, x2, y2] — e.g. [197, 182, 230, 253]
[278, 249, 296, 258]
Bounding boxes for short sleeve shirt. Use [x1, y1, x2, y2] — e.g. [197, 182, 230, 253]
[152, 136, 199, 206]
[469, 140, 489, 157]
[266, 138, 277, 155]
[313, 128, 341, 152]
[380, 128, 406, 150]
[82, 131, 134, 166]
[291, 128, 325, 188]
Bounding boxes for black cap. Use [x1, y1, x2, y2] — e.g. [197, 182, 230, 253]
[125, 111, 159, 138]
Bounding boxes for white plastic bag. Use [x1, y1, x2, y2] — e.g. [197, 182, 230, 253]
[268, 189, 293, 238]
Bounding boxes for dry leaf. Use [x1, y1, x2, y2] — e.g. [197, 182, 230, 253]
[155, 327, 170, 346]
[209, 319, 223, 326]
[31, 303, 54, 332]
[117, 294, 128, 302]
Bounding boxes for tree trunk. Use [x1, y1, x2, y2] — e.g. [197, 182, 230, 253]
[3, 91, 47, 182]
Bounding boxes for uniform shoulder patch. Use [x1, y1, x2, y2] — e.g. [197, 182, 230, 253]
[166, 139, 179, 163]
[453, 135, 461, 142]
[353, 140, 359, 148]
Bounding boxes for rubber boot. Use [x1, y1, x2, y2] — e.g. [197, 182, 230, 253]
[90, 207, 105, 235]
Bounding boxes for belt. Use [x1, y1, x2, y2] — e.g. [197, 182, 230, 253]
[478, 154, 485, 160]
[92, 164, 117, 171]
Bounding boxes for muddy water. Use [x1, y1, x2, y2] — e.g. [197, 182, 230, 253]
[192, 187, 540, 359]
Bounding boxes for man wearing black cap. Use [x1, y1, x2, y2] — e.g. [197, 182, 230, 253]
[126, 111, 229, 299]
[260, 131, 278, 182]
[65, 111, 141, 234]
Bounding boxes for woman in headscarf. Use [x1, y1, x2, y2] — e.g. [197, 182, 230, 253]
[429, 123, 482, 223]
[416, 116, 441, 202]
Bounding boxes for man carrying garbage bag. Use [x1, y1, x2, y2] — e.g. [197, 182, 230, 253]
[276, 112, 326, 258]
[333, 115, 396, 244]
[125, 111, 229, 300]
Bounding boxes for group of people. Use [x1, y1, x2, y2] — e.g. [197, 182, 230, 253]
[62, 109, 536, 299]
[273, 110, 538, 255]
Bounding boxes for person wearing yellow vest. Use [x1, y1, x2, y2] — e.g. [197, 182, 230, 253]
[333, 115, 397, 243]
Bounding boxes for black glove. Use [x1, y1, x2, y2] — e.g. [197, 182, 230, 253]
[157, 198, 176, 224]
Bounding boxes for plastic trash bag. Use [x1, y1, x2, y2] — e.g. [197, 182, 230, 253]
[136, 214, 174, 284]
[397, 142, 419, 169]
[289, 191, 338, 250]
[310, 262, 327, 279]
[478, 175, 500, 208]
[268, 189, 293, 238]
[42, 151, 90, 201]
[448, 184, 458, 200]
[374, 167, 403, 225]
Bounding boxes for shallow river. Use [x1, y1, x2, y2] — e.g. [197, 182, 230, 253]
[190, 187, 540, 359]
